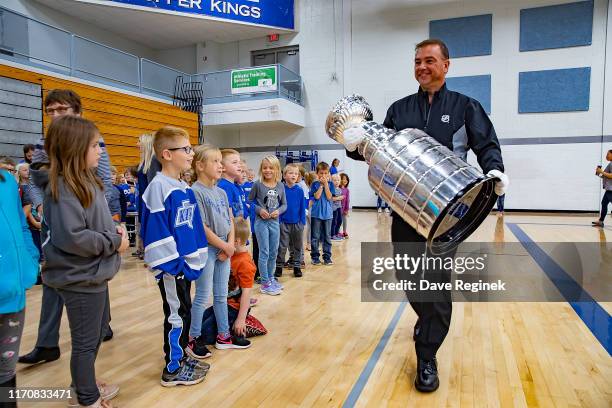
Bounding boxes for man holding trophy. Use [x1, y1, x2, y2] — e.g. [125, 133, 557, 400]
[336, 39, 509, 392]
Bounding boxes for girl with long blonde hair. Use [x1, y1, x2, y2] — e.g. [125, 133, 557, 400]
[248, 156, 287, 295]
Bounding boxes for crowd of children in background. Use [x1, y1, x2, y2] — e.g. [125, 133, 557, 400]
[0, 87, 353, 407]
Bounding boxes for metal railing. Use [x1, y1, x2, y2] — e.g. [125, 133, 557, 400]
[192, 63, 303, 106]
[0, 5, 188, 100]
[0, 6, 304, 106]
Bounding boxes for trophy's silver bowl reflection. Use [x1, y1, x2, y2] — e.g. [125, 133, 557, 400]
[326, 94, 498, 254]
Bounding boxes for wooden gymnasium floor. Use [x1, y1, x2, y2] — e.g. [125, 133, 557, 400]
[16, 211, 612, 407]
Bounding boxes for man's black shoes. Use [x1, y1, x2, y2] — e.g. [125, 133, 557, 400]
[415, 358, 439, 392]
[18, 347, 60, 365]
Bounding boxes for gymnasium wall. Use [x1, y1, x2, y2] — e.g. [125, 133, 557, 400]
[0, 63, 199, 171]
[2, 0, 197, 74]
[208, 0, 610, 212]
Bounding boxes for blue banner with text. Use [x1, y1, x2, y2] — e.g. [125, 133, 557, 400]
[110, 0, 294, 30]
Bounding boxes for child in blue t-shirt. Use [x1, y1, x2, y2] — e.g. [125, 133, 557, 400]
[218, 149, 244, 218]
[309, 162, 335, 265]
[275, 163, 306, 278]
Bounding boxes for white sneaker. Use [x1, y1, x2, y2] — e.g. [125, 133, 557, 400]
[384, 208, 390, 213]
[377, 208, 382, 213]
[68, 382, 119, 407]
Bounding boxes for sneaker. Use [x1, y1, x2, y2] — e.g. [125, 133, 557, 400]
[293, 267, 302, 278]
[271, 278, 284, 291]
[323, 260, 333, 266]
[332, 235, 343, 241]
[215, 334, 251, 350]
[384, 208, 390, 213]
[97, 381, 119, 401]
[274, 266, 283, 277]
[186, 337, 212, 359]
[67, 382, 119, 407]
[255, 275, 262, 284]
[184, 356, 210, 373]
[160, 361, 206, 387]
[377, 208, 382, 213]
[592, 221, 604, 227]
[260, 281, 281, 295]
[343, 233, 349, 239]
[311, 259, 321, 265]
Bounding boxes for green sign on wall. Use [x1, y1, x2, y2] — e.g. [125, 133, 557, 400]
[231, 66, 278, 94]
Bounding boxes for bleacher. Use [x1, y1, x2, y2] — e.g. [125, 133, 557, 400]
[0, 64, 199, 171]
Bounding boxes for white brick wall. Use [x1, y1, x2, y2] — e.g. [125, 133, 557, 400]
[217, 0, 612, 211]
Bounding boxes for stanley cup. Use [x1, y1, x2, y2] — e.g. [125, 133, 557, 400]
[325, 94, 498, 253]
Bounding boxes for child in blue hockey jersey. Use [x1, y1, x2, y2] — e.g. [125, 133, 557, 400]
[141, 126, 210, 387]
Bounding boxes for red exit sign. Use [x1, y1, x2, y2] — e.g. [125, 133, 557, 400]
[268, 34, 280, 42]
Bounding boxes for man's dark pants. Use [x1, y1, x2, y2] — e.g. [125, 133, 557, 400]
[391, 212, 454, 361]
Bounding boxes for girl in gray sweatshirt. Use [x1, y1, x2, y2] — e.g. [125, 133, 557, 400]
[36, 116, 128, 407]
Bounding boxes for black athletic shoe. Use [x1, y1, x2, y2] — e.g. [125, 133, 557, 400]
[186, 337, 212, 359]
[215, 335, 251, 350]
[415, 358, 439, 392]
[274, 266, 283, 278]
[18, 347, 60, 365]
[293, 267, 302, 278]
[103, 326, 113, 342]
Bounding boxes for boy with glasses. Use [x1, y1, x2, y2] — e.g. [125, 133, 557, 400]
[141, 126, 210, 386]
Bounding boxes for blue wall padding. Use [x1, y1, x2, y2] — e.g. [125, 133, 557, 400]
[518, 67, 590, 113]
[429, 14, 492, 58]
[520, 1, 593, 51]
[446, 75, 491, 114]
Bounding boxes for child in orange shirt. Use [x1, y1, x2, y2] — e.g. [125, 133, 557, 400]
[200, 217, 267, 344]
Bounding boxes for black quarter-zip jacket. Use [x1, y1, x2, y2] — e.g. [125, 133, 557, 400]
[347, 83, 504, 174]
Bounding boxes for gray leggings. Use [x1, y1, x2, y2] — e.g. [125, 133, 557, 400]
[0, 309, 25, 384]
[58, 288, 110, 406]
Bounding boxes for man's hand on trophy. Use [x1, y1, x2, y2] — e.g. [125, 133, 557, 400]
[343, 125, 366, 152]
[487, 169, 509, 196]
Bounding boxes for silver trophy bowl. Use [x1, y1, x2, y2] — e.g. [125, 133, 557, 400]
[326, 94, 498, 253]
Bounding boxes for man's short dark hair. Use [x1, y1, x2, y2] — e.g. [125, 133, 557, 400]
[23, 144, 35, 155]
[44, 89, 82, 114]
[415, 38, 450, 60]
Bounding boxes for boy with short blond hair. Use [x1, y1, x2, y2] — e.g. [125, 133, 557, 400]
[141, 126, 210, 387]
[218, 149, 244, 218]
[276, 163, 306, 277]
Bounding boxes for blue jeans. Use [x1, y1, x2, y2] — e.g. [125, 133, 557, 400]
[254, 218, 280, 283]
[190, 244, 230, 338]
[331, 208, 342, 236]
[496, 194, 505, 212]
[311, 217, 332, 262]
[377, 196, 389, 209]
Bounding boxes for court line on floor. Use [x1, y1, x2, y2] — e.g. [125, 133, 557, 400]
[509, 221, 612, 231]
[342, 302, 408, 408]
[507, 223, 611, 356]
